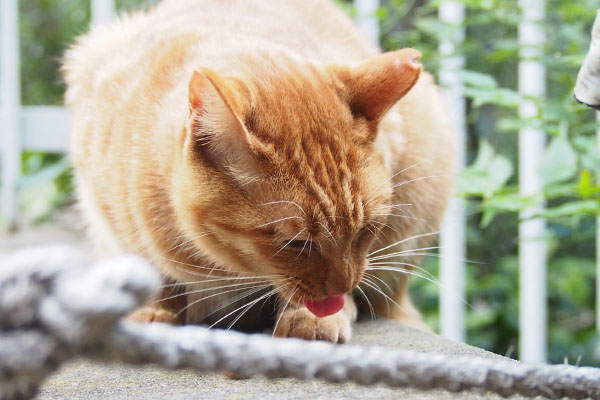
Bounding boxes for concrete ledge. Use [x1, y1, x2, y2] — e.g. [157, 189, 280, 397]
[3, 217, 532, 399]
[37, 320, 531, 400]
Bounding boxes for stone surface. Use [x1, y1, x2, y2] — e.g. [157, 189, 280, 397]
[3, 214, 538, 400]
[36, 320, 535, 400]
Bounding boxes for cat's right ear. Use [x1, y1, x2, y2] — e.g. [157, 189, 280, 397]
[334, 48, 422, 125]
[186, 69, 256, 172]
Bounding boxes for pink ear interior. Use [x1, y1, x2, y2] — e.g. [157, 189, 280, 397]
[187, 69, 254, 171]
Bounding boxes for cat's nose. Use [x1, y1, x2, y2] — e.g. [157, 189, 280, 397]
[323, 271, 354, 297]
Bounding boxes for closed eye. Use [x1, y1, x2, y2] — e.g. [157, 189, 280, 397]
[354, 224, 376, 251]
[286, 239, 319, 254]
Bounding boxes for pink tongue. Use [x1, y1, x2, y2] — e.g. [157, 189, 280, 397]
[304, 295, 346, 318]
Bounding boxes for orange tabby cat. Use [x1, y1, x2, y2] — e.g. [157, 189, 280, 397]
[63, 0, 454, 342]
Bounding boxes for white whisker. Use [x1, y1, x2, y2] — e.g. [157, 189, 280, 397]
[317, 222, 337, 246]
[370, 220, 401, 237]
[368, 247, 441, 262]
[372, 213, 430, 223]
[159, 274, 278, 289]
[390, 175, 440, 190]
[273, 286, 298, 336]
[367, 261, 437, 282]
[376, 252, 486, 265]
[175, 283, 271, 317]
[361, 277, 406, 314]
[225, 285, 287, 330]
[296, 234, 311, 260]
[156, 280, 272, 304]
[355, 285, 375, 320]
[156, 255, 229, 274]
[367, 266, 474, 310]
[273, 228, 306, 257]
[201, 284, 275, 321]
[210, 285, 284, 330]
[365, 159, 431, 203]
[367, 231, 440, 257]
[365, 224, 383, 242]
[375, 203, 413, 210]
[167, 231, 213, 252]
[363, 272, 394, 295]
[366, 266, 438, 286]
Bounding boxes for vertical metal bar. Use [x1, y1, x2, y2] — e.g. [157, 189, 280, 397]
[597, 112, 600, 332]
[1, 0, 21, 231]
[518, 0, 547, 363]
[438, 1, 466, 342]
[91, 0, 116, 25]
[355, 0, 380, 46]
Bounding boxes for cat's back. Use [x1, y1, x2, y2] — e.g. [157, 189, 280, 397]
[63, 0, 378, 165]
[64, 0, 375, 104]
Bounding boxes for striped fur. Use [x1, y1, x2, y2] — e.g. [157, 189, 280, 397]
[64, 0, 454, 342]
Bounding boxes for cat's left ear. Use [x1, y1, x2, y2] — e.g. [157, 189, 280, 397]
[187, 68, 258, 173]
[334, 48, 422, 124]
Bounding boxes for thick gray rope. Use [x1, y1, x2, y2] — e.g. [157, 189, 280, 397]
[1, 245, 600, 400]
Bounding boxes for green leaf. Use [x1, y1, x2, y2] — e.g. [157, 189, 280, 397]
[539, 137, 578, 186]
[484, 191, 541, 212]
[18, 157, 70, 189]
[577, 170, 600, 198]
[535, 200, 600, 219]
[457, 141, 513, 198]
[477, 191, 541, 227]
[414, 17, 457, 41]
[462, 87, 521, 108]
[459, 70, 497, 89]
[573, 136, 600, 174]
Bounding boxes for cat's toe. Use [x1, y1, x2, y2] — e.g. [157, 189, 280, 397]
[126, 306, 180, 324]
[274, 307, 351, 343]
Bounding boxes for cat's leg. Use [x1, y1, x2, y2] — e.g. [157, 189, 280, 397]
[273, 294, 357, 343]
[126, 281, 187, 325]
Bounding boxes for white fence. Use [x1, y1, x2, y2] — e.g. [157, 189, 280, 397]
[1, 0, 566, 363]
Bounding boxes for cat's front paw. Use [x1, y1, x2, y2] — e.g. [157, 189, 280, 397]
[126, 305, 181, 324]
[273, 307, 351, 343]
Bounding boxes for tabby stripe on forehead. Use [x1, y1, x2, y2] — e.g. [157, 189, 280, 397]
[347, 150, 364, 223]
[293, 138, 336, 221]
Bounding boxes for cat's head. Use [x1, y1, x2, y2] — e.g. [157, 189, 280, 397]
[172, 48, 422, 311]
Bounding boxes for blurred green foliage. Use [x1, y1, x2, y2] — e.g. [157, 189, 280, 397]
[12, 0, 600, 365]
[375, 0, 600, 366]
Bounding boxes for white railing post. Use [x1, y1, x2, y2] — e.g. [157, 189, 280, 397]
[91, 0, 116, 25]
[597, 112, 600, 332]
[1, 0, 21, 231]
[438, 1, 467, 342]
[518, 0, 547, 363]
[355, 0, 380, 46]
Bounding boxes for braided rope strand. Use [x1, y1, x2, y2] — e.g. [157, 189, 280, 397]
[2, 245, 600, 400]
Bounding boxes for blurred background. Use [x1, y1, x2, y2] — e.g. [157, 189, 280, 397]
[2, 0, 600, 366]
